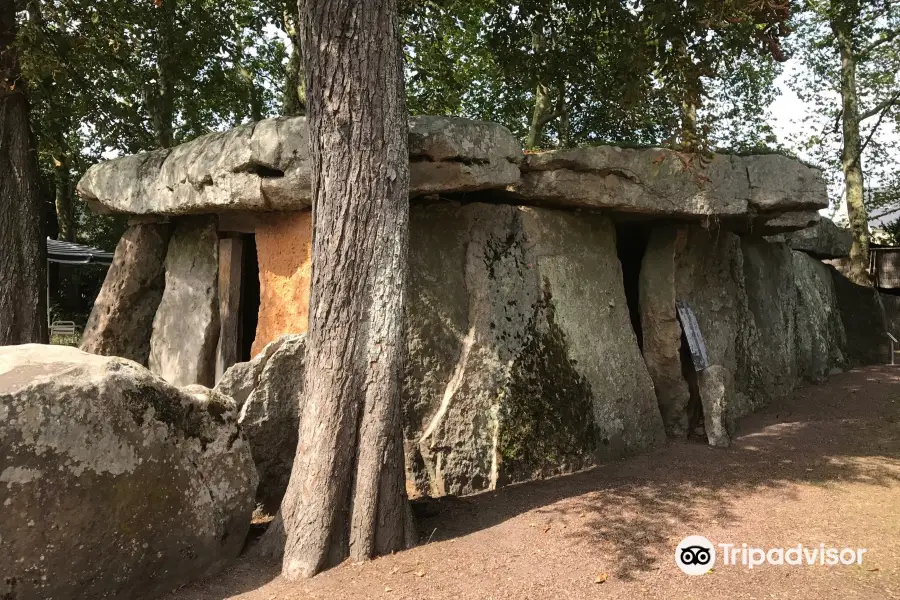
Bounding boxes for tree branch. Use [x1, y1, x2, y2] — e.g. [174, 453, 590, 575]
[860, 91, 900, 121]
[854, 88, 900, 169]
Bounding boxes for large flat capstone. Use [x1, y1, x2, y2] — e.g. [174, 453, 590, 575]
[511, 147, 827, 224]
[0, 345, 257, 600]
[76, 116, 523, 215]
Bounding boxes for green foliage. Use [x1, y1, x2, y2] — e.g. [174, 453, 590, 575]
[789, 0, 900, 215]
[402, 0, 790, 151]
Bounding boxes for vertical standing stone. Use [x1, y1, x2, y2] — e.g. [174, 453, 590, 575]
[149, 216, 220, 387]
[639, 224, 692, 437]
[80, 222, 171, 365]
[216, 236, 245, 381]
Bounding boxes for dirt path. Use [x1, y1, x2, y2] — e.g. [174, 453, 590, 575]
[166, 366, 900, 600]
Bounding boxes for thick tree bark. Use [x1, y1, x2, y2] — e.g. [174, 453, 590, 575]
[259, 0, 415, 579]
[0, 0, 48, 344]
[835, 15, 871, 286]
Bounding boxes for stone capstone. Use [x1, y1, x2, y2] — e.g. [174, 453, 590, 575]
[511, 147, 827, 227]
[768, 217, 853, 259]
[149, 216, 220, 387]
[215, 334, 306, 513]
[76, 116, 524, 215]
[403, 202, 665, 497]
[0, 345, 257, 600]
[80, 223, 172, 366]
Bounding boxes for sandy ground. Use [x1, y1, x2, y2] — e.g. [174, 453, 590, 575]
[165, 366, 900, 600]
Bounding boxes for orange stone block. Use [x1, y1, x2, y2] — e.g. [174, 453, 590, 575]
[251, 212, 312, 356]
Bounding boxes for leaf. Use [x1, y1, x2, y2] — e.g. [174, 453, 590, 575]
[415, 568, 425, 578]
[595, 573, 609, 584]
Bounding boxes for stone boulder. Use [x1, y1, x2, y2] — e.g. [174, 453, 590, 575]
[149, 216, 220, 387]
[404, 202, 665, 497]
[769, 217, 853, 259]
[0, 345, 257, 600]
[215, 334, 307, 513]
[512, 147, 827, 225]
[80, 222, 171, 366]
[77, 116, 523, 215]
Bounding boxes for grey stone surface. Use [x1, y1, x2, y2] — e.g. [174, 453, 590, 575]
[672, 225, 759, 426]
[80, 223, 171, 366]
[149, 217, 220, 387]
[741, 238, 799, 404]
[769, 217, 853, 259]
[747, 210, 821, 235]
[403, 202, 664, 497]
[214, 335, 290, 411]
[697, 365, 732, 448]
[0, 345, 256, 600]
[829, 266, 890, 365]
[513, 147, 827, 220]
[235, 334, 306, 513]
[409, 115, 522, 195]
[77, 116, 523, 215]
[639, 225, 691, 437]
[792, 252, 847, 380]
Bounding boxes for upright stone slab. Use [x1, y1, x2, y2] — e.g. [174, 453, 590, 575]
[673, 225, 758, 425]
[740, 238, 799, 403]
[149, 217, 220, 387]
[80, 223, 171, 365]
[793, 251, 847, 380]
[403, 202, 664, 497]
[639, 224, 691, 437]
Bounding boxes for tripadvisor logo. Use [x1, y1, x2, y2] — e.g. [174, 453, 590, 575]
[675, 535, 716, 575]
[675, 535, 869, 575]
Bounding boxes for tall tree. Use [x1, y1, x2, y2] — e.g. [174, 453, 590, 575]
[792, 0, 900, 285]
[262, 0, 415, 579]
[1, 0, 47, 344]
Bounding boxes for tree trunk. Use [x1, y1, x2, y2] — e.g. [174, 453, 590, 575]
[152, 0, 176, 148]
[260, 0, 415, 579]
[281, 6, 306, 116]
[54, 153, 75, 242]
[0, 0, 48, 344]
[526, 81, 552, 150]
[835, 17, 871, 286]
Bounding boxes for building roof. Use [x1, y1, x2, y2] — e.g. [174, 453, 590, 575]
[47, 238, 114, 265]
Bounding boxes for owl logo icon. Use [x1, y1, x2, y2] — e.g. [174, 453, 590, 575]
[675, 536, 716, 575]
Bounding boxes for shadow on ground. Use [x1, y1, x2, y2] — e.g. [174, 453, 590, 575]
[412, 366, 900, 580]
[166, 366, 900, 597]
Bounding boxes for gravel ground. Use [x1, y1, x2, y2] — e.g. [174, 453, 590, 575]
[165, 366, 900, 600]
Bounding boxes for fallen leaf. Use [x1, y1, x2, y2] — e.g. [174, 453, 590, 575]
[543, 524, 552, 534]
[595, 573, 609, 584]
[384, 587, 393, 593]
[415, 568, 425, 578]
[389, 566, 399, 575]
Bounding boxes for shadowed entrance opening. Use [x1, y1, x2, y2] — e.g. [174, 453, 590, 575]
[615, 222, 653, 350]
